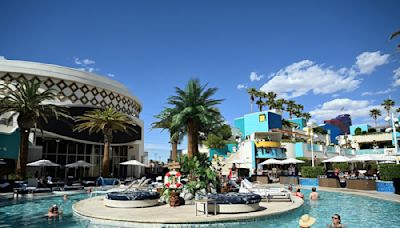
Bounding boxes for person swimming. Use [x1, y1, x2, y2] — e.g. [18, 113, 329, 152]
[47, 204, 62, 217]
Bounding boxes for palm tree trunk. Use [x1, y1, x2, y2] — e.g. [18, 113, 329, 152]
[103, 141, 110, 177]
[250, 101, 253, 113]
[171, 141, 178, 162]
[16, 128, 30, 179]
[187, 120, 194, 158]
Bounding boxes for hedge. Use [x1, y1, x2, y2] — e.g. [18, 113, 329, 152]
[379, 164, 400, 181]
[301, 166, 324, 178]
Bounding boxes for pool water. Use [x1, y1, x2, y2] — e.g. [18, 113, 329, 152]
[0, 190, 399, 227]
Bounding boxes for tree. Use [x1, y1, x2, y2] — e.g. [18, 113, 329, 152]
[272, 98, 286, 116]
[0, 78, 69, 178]
[265, 91, 277, 110]
[369, 108, 382, 127]
[302, 112, 312, 122]
[256, 99, 265, 112]
[285, 100, 296, 119]
[246, 88, 258, 113]
[168, 79, 223, 158]
[203, 124, 232, 149]
[74, 108, 135, 177]
[381, 99, 395, 116]
[152, 108, 183, 162]
[390, 30, 400, 49]
[396, 107, 400, 114]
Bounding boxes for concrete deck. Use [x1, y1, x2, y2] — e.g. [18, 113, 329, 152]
[73, 196, 303, 225]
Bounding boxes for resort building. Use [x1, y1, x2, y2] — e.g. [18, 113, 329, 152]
[0, 60, 145, 177]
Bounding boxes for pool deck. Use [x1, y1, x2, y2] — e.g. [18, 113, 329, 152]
[73, 196, 303, 225]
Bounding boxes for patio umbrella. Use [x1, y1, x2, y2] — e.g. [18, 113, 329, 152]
[121, 160, 148, 177]
[120, 160, 147, 167]
[260, 159, 284, 165]
[65, 160, 94, 168]
[322, 156, 351, 163]
[0, 160, 6, 165]
[27, 159, 60, 167]
[280, 158, 305, 164]
[65, 160, 94, 180]
[27, 159, 60, 177]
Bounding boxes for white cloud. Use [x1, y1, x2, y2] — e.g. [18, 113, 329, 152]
[332, 94, 340, 98]
[355, 51, 389, 74]
[0, 56, 6, 60]
[361, 88, 393, 96]
[237, 83, 247, 90]
[309, 98, 382, 122]
[74, 57, 98, 72]
[393, 67, 400, 87]
[107, 73, 115, 78]
[249, 72, 263, 81]
[260, 60, 360, 99]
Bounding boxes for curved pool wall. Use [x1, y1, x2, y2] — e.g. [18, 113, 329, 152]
[0, 190, 399, 227]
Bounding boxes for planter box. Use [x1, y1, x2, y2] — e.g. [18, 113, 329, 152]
[346, 179, 376, 191]
[299, 177, 318, 187]
[318, 178, 340, 188]
[280, 176, 299, 185]
[376, 180, 395, 193]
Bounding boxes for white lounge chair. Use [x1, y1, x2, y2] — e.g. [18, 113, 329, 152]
[239, 179, 291, 202]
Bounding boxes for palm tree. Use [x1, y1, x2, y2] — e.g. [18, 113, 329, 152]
[74, 108, 135, 177]
[302, 112, 312, 122]
[265, 91, 277, 110]
[390, 30, 400, 49]
[256, 99, 265, 112]
[369, 109, 382, 127]
[168, 79, 223, 158]
[381, 99, 395, 116]
[396, 107, 400, 115]
[0, 78, 69, 178]
[285, 100, 296, 119]
[152, 108, 183, 162]
[272, 98, 286, 116]
[246, 88, 258, 113]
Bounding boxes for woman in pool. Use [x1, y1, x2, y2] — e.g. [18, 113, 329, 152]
[295, 188, 304, 199]
[326, 214, 346, 228]
[47, 205, 62, 217]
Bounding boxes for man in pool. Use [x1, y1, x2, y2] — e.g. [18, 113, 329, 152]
[47, 204, 62, 217]
[309, 187, 319, 200]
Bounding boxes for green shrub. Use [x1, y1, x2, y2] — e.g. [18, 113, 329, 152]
[301, 166, 324, 178]
[332, 163, 349, 170]
[354, 127, 362, 135]
[378, 164, 400, 181]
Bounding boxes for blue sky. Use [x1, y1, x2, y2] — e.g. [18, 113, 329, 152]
[0, 1, 399, 161]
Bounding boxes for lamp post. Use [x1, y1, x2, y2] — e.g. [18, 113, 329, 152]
[386, 113, 399, 164]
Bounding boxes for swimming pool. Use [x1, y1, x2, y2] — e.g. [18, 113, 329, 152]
[0, 190, 399, 227]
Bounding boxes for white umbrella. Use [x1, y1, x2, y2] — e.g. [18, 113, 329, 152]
[378, 160, 395, 164]
[65, 160, 94, 168]
[120, 160, 147, 167]
[260, 159, 284, 165]
[322, 156, 351, 163]
[351, 154, 375, 162]
[280, 158, 305, 164]
[230, 159, 250, 164]
[0, 161, 6, 165]
[27, 159, 60, 167]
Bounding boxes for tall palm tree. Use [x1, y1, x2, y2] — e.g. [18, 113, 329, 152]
[74, 108, 135, 177]
[390, 30, 400, 49]
[0, 78, 69, 178]
[152, 108, 183, 162]
[272, 98, 286, 116]
[381, 99, 395, 116]
[369, 108, 382, 127]
[266, 91, 277, 110]
[246, 88, 258, 113]
[285, 100, 296, 119]
[168, 79, 223, 158]
[255, 99, 265, 112]
[294, 104, 304, 118]
[302, 112, 312, 122]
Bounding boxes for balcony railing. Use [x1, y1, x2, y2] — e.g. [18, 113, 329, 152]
[356, 149, 385, 155]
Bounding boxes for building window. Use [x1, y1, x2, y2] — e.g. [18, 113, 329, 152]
[259, 114, 266, 122]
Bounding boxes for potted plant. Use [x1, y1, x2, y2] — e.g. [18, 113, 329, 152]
[300, 166, 324, 186]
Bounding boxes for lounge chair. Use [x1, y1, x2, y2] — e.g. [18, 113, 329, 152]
[239, 179, 291, 202]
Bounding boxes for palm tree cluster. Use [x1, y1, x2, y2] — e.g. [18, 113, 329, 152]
[246, 88, 311, 121]
[153, 79, 224, 159]
[369, 99, 399, 126]
[0, 78, 136, 178]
